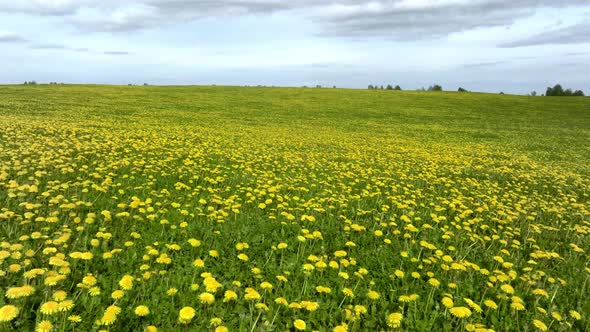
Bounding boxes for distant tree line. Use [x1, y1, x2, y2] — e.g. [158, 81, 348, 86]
[545, 84, 584, 97]
[368, 84, 402, 90]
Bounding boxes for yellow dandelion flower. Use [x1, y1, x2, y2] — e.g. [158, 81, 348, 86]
[442, 297, 454, 308]
[119, 275, 134, 290]
[532, 319, 547, 331]
[58, 300, 74, 312]
[111, 290, 125, 299]
[40, 301, 60, 315]
[333, 323, 348, 332]
[199, 292, 215, 304]
[484, 300, 497, 309]
[135, 305, 150, 317]
[500, 284, 514, 294]
[244, 288, 261, 301]
[6, 285, 35, 299]
[223, 290, 238, 302]
[0, 305, 19, 322]
[36, 320, 53, 332]
[387, 312, 403, 328]
[511, 302, 525, 311]
[569, 310, 581, 320]
[178, 306, 195, 324]
[52, 290, 67, 302]
[367, 290, 380, 300]
[294, 319, 306, 330]
[449, 307, 472, 318]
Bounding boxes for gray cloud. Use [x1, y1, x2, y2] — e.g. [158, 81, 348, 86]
[463, 61, 510, 68]
[104, 51, 129, 55]
[499, 22, 590, 47]
[1, 0, 589, 40]
[0, 32, 28, 42]
[30, 43, 67, 49]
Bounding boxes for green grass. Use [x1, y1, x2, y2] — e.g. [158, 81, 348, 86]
[0, 85, 588, 332]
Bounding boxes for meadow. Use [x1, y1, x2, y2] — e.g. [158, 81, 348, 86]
[0, 85, 589, 332]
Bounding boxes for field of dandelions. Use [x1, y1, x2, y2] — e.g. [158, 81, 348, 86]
[0, 85, 589, 332]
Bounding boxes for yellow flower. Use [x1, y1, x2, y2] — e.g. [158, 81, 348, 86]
[6, 285, 35, 299]
[119, 275, 134, 290]
[36, 320, 53, 332]
[210, 317, 223, 326]
[500, 284, 514, 294]
[89, 287, 101, 296]
[275, 297, 288, 306]
[386, 312, 403, 328]
[67, 315, 82, 322]
[193, 258, 205, 268]
[237, 253, 249, 261]
[342, 288, 354, 298]
[511, 302, 525, 311]
[199, 292, 215, 304]
[82, 275, 97, 286]
[40, 301, 60, 315]
[532, 288, 549, 298]
[569, 310, 582, 320]
[215, 327, 228, 332]
[145, 326, 158, 332]
[449, 307, 472, 318]
[244, 288, 261, 301]
[484, 300, 498, 309]
[167, 288, 178, 296]
[179, 307, 196, 324]
[0, 305, 19, 322]
[52, 290, 67, 302]
[532, 319, 547, 331]
[442, 297, 454, 308]
[135, 305, 150, 316]
[333, 324, 348, 332]
[111, 290, 125, 299]
[367, 290, 380, 300]
[58, 300, 74, 312]
[223, 290, 238, 302]
[294, 319, 306, 330]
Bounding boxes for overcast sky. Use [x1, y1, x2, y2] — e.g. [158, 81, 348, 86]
[1, 0, 589, 94]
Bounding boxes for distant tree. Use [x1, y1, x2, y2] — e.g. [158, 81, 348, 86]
[368, 85, 374, 90]
[386, 84, 393, 90]
[499, 92, 504, 95]
[143, 83, 149, 86]
[546, 84, 584, 96]
[428, 84, 442, 91]
[394, 85, 402, 91]
[458, 87, 468, 92]
[333, 85, 336, 88]
[573, 90, 585, 96]
[380, 85, 384, 90]
[316, 85, 322, 88]
[546, 84, 563, 96]
[530, 91, 537, 96]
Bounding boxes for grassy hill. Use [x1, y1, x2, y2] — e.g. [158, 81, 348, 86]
[0, 85, 588, 331]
